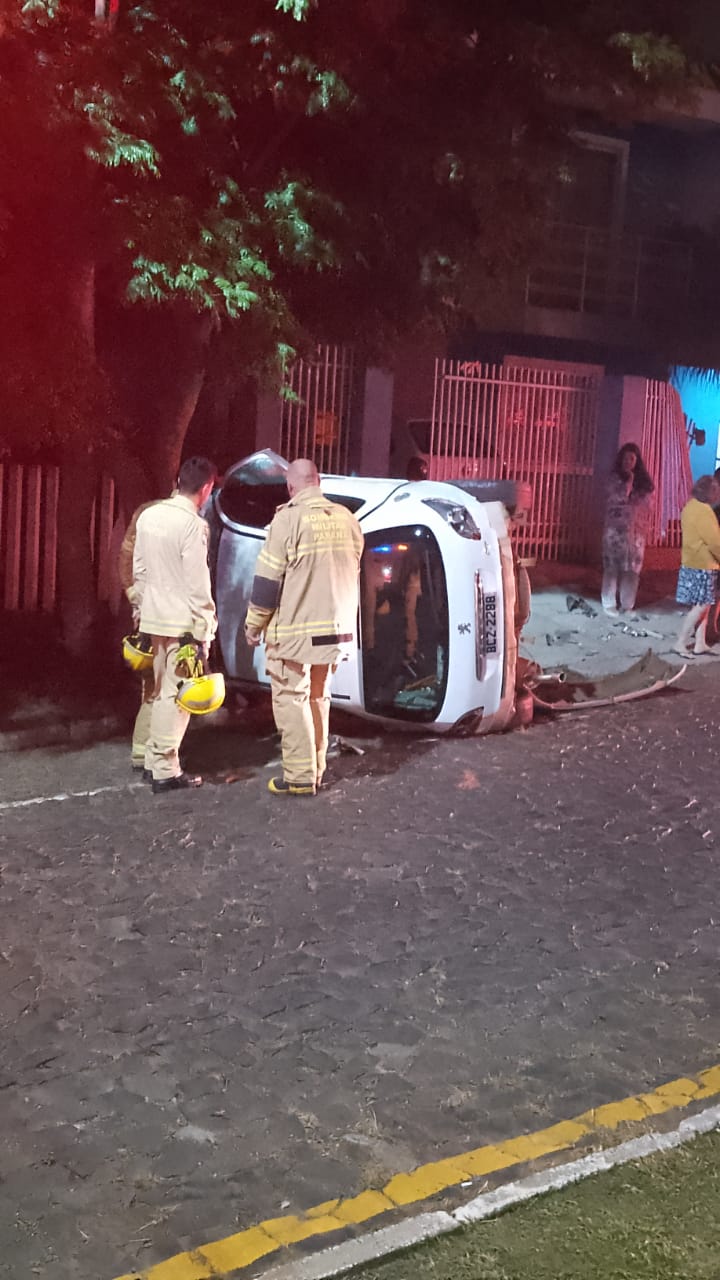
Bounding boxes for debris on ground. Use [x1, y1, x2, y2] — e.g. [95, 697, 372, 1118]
[327, 734, 367, 757]
[527, 651, 686, 713]
[566, 594, 598, 618]
[612, 622, 664, 640]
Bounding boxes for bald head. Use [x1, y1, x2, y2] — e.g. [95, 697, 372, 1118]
[287, 458, 320, 498]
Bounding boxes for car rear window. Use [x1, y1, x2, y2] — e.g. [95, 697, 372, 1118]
[215, 477, 287, 529]
[324, 493, 365, 514]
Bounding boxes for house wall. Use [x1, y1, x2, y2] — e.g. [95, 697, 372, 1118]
[624, 124, 720, 235]
[358, 368, 393, 478]
[624, 124, 690, 233]
[588, 375, 625, 564]
[563, 121, 720, 237]
[671, 366, 720, 478]
[679, 133, 720, 232]
[390, 334, 443, 430]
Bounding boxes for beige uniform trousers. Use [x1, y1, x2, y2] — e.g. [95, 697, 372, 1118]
[131, 668, 155, 768]
[145, 637, 191, 780]
[266, 656, 334, 787]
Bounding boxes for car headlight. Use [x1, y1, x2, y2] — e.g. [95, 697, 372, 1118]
[422, 499, 481, 539]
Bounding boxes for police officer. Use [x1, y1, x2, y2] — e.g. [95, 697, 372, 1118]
[133, 457, 218, 793]
[244, 458, 364, 796]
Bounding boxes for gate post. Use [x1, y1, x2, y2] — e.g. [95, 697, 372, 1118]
[358, 367, 393, 477]
[617, 377, 649, 450]
[254, 391, 283, 455]
[591, 375, 625, 563]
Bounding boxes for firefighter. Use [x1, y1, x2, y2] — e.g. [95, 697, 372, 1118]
[244, 458, 364, 796]
[118, 497, 163, 775]
[133, 457, 218, 793]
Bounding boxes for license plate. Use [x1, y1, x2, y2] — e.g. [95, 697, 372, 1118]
[483, 593, 498, 654]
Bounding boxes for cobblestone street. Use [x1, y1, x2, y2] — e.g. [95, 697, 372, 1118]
[1, 662, 719, 1279]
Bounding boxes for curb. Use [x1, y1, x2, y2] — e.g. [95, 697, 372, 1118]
[261, 1103, 720, 1280]
[0, 714, 125, 754]
[112, 1062, 720, 1280]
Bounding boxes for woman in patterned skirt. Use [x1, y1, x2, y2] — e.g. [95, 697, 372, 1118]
[601, 443, 654, 617]
[675, 474, 720, 657]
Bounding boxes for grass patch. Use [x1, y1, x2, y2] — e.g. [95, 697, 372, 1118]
[349, 1132, 720, 1280]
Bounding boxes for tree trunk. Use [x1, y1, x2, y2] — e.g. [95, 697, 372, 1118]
[146, 307, 215, 492]
[58, 259, 102, 657]
[53, 299, 214, 657]
[100, 300, 214, 496]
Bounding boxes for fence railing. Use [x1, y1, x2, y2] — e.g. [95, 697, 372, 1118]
[640, 381, 692, 549]
[526, 221, 693, 320]
[0, 462, 119, 614]
[280, 343, 355, 475]
[2, 368, 693, 613]
[431, 359, 602, 561]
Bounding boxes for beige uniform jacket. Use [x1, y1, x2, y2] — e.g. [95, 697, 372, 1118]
[118, 500, 158, 606]
[245, 486, 364, 664]
[133, 495, 217, 641]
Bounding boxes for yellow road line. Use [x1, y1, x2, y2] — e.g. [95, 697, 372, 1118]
[113, 1062, 720, 1280]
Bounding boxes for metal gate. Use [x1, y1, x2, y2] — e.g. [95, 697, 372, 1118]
[430, 359, 602, 560]
[639, 381, 692, 549]
[280, 344, 355, 475]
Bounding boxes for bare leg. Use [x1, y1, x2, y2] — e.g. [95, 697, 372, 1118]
[675, 604, 706, 654]
[601, 570, 619, 613]
[619, 571, 639, 612]
[707, 601, 720, 645]
[693, 608, 713, 654]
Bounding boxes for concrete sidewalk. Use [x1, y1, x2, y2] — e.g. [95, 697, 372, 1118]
[520, 562, 689, 680]
[2, 608, 133, 754]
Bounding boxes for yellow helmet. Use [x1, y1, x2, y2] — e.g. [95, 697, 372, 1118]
[122, 632, 154, 673]
[176, 672, 226, 715]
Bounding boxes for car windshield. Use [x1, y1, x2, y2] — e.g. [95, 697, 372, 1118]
[360, 525, 449, 722]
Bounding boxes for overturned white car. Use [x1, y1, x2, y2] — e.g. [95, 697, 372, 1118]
[206, 451, 529, 735]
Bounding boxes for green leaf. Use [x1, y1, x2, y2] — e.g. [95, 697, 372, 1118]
[275, 0, 315, 19]
[21, 0, 59, 21]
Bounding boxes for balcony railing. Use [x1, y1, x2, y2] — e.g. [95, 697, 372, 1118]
[525, 221, 693, 321]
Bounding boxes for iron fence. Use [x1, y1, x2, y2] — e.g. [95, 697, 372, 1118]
[640, 381, 692, 549]
[431, 359, 602, 560]
[0, 462, 118, 613]
[280, 344, 355, 475]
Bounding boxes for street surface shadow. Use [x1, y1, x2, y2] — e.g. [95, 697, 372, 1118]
[184, 694, 439, 786]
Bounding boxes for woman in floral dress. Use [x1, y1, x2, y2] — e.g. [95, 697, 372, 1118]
[601, 443, 654, 616]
